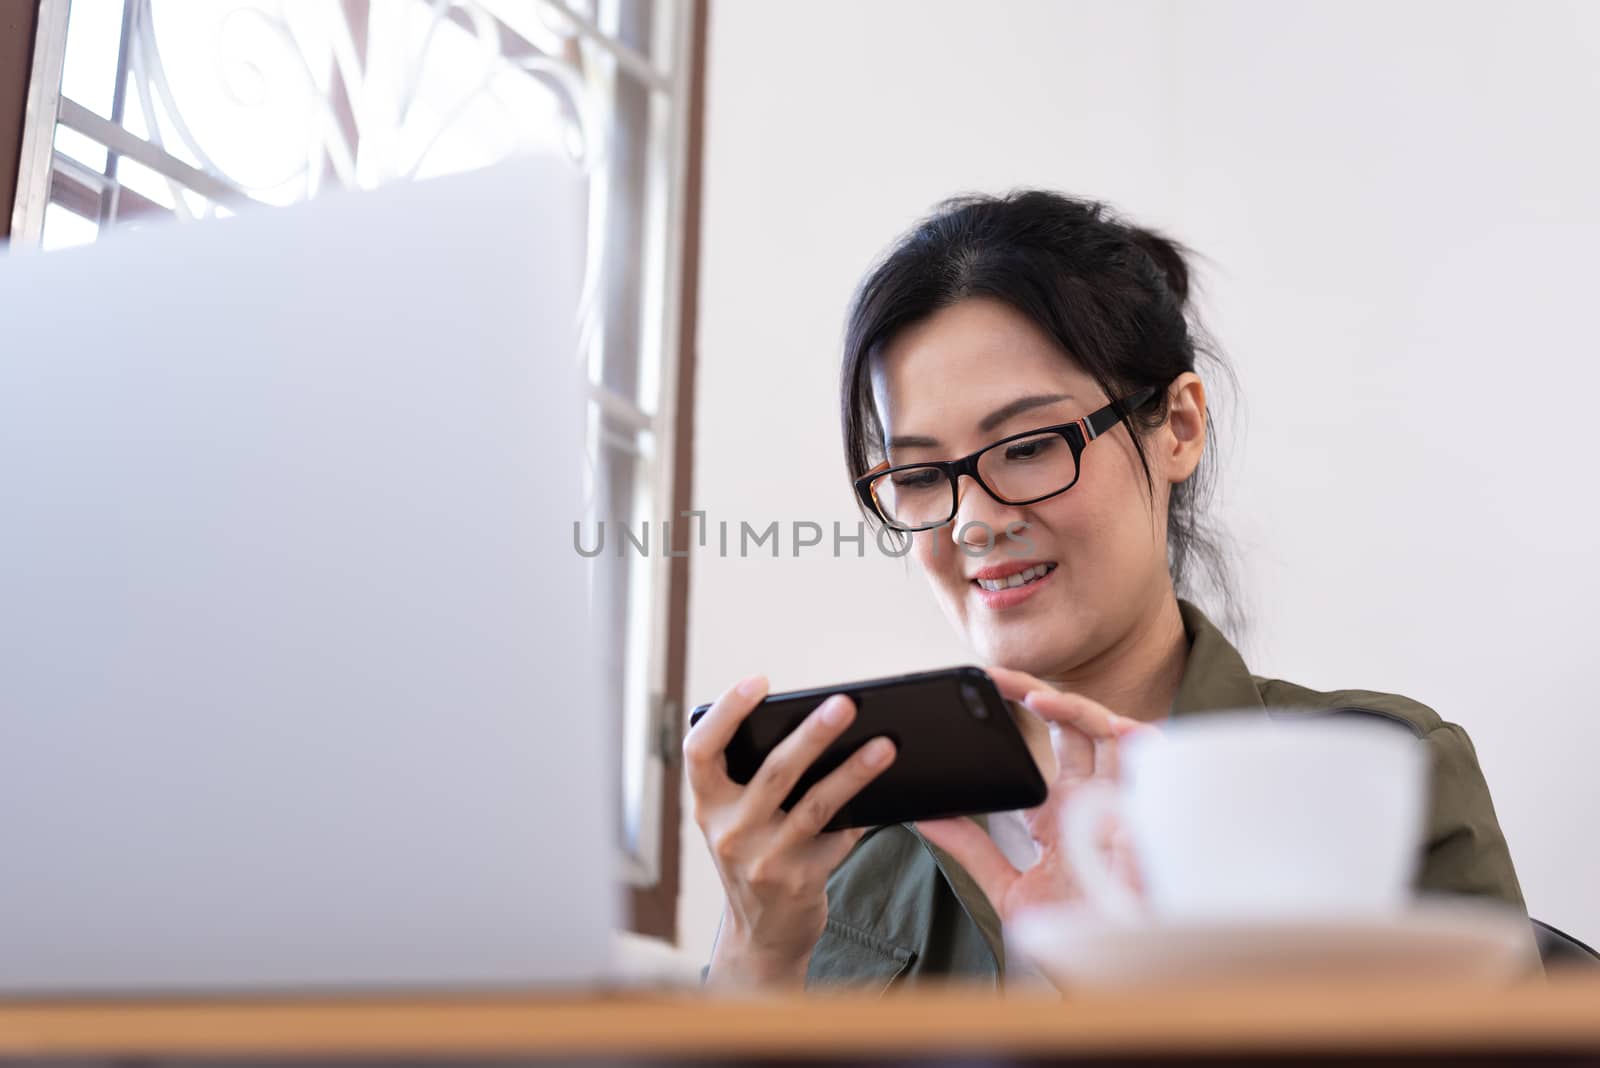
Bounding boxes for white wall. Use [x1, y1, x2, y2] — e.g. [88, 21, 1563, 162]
[681, 0, 1600, 955]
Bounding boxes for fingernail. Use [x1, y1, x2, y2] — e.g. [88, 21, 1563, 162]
[820, 695, 851, 726]
[862, 737, 893, 767]
[737, 674, 768, 698]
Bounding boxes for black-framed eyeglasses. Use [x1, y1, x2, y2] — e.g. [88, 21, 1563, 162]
[854, 387, 1160, 532]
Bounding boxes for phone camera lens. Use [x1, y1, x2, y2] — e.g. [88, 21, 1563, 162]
[962, 683, 988, 719]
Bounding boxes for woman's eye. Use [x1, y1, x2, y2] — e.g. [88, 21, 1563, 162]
[891, 469, 942, 490]
[1004, 436, 1057, 461]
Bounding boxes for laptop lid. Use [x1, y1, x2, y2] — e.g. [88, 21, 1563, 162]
[0, 157, 616, 993]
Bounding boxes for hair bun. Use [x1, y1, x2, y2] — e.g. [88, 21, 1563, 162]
[1127, 226, 1191, 307]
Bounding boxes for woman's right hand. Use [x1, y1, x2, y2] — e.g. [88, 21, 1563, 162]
[685, 674, 898, 987]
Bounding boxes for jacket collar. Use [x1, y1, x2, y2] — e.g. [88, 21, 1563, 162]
[1171, 598, 1263, 716]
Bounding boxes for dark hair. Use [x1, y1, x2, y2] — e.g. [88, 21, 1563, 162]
[840, 189, 1240, 629]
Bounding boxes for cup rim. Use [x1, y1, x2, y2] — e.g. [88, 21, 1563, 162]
[1121, 707, 1429, 772]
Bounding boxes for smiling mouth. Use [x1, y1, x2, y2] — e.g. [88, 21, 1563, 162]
[974, 562, 1057, 592]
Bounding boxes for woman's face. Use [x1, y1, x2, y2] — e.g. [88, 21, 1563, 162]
[870, 297, 1201, 678]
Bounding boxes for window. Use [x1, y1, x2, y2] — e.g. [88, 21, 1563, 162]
[4, 0, 704, 939]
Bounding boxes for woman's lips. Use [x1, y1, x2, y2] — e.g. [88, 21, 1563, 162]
[970, 561, 1057, 610]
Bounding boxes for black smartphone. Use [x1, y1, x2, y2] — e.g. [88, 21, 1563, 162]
[687, 666, 1047, 831]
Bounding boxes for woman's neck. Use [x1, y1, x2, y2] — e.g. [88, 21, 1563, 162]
[1048, 593, 1189, 722]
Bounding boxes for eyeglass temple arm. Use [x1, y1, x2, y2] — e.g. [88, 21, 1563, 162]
[1083, 386, 1161, 440]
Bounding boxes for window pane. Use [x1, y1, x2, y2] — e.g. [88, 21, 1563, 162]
[113, 155, 181, 212]
[41, 201, 101, 250]
[59, 0, 126, 121]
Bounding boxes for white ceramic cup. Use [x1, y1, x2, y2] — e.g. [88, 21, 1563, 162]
[1063, 711, 1429, 923]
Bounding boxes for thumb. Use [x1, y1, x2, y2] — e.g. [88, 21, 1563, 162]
[915, 816, 1019, 912]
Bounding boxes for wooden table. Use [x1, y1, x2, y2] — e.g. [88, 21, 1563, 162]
[3, 975, 1599, 1065]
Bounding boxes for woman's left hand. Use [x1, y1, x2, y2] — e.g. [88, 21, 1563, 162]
[914, 667, 1155, 923]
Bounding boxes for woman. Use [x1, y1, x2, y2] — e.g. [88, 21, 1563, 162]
[685, 191, 1525, 988]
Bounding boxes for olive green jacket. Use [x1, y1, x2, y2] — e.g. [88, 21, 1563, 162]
[804, 600, 1528, 989]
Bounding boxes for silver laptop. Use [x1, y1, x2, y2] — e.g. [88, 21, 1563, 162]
[0, 158, 617, 993]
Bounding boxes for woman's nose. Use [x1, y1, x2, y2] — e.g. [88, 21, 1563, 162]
[948, 475, 1022, 554]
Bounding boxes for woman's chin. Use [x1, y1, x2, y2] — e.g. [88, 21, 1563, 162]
[970, 628, 1063, 676]
[947, 587, 1081, 674]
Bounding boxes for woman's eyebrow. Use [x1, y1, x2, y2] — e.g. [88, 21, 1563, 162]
[979, 393, 1074, 432]
[887, 393, 1075, 450]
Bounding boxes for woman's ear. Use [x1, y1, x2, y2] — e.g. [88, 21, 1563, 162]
[1162, 373, 1207, 485]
